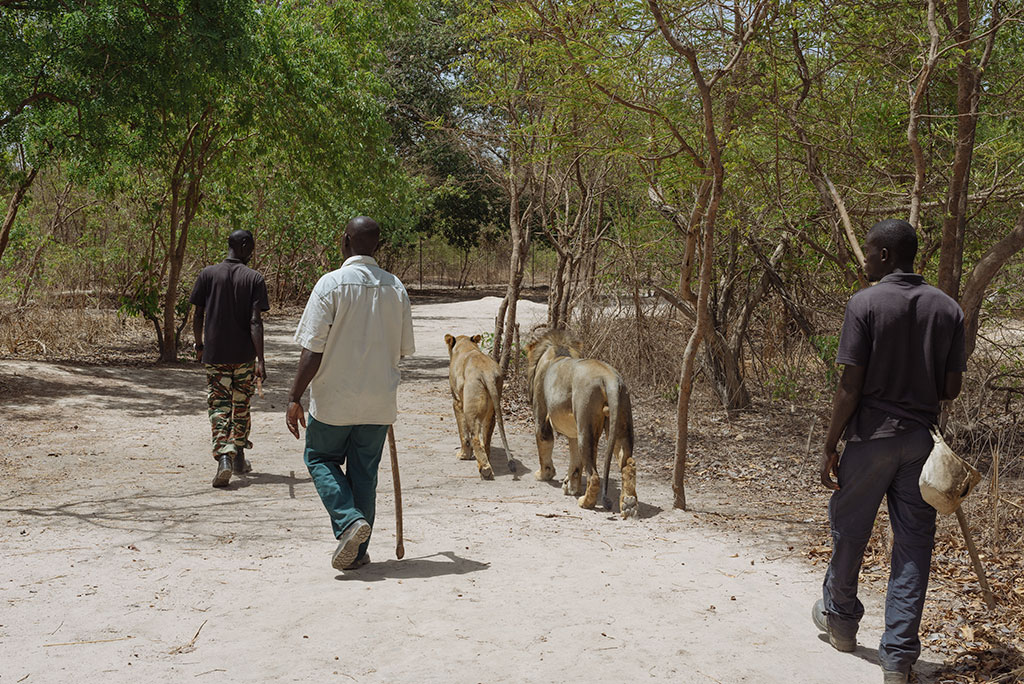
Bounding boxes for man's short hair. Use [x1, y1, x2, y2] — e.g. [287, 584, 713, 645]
[868, 219, 917, 268]
[228, 229, 254, 249]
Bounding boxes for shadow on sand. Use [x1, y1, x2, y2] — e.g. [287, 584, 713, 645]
[334, 550, 490, 582]
[534, 466, 664, 520]
[818, 635, 944, 683]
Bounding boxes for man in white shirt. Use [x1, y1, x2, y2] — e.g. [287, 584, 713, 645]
[285, 216, 415, 571]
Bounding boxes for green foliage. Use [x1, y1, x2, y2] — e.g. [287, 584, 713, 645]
[811, 335, 841, 389]
[477, 331, 495, 354]
[766, 366, 801, 402]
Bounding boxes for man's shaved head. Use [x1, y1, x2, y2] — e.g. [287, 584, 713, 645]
[344, 216, 380, 257]
[228, 229, 254, 250]
[866, 219, 917, 270]
[227, 229, 255, 264]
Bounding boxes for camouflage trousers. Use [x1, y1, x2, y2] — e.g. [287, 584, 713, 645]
[205, 362, 255, 460]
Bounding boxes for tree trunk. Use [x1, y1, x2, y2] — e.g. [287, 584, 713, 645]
[547, 248, 567, 329]
[959, 208, 1024, 358]
[702, 330, 751, 411]
[559, 255, 576, 326]
[493, 162, 531, 374]
[937, 0, 977, 298]
[674, 169, 720, 510]
[0, 167, 39, 266]
[18, 236, 47, 308]
[160, 176, 184, 362]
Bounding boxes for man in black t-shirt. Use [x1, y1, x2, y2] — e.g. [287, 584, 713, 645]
[813, 219, 966, 684]
[190, 230, 270, 487]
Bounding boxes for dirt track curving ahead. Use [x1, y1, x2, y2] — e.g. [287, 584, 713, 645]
[0, 297, 940, 683]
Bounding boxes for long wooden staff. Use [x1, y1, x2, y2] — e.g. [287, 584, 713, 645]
[938, 406, 994, 609]
[388, 425, 405, 560]
[955, 506, 995, 609]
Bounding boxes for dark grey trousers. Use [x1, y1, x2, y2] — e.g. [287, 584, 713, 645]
[822, 427, 936, 672]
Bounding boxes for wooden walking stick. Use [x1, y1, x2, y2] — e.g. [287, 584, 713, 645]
[388, 425, 405, 560]
[955, 506, 995, 609]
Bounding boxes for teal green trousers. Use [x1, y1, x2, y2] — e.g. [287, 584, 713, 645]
[303, 417, 389, 558]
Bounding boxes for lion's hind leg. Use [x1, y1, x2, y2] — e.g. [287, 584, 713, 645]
[561, 438, 583, 496]
[618, 429, 638, 519]
[533, 419, 556, 481]
[453, 397, 473, 461]
[578, 472, 601, 510]
[576, 424, 601, 510]
[468, 415, 494, 480]
[473, 434, 493, 479]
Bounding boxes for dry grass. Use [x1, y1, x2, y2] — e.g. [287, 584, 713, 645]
[0, 306, 157, 364]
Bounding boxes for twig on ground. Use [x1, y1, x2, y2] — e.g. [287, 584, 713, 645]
[44, 636, 133, 647]
[20, 574, 66, 587]
[169, 620, 208, 655]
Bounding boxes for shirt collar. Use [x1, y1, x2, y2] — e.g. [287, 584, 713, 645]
[225, 257, 243, 264]
[878, 272, 925, 285]
[342, 254, 379, 268]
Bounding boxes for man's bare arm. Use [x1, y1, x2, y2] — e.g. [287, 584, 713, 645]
[193, 306, 205, 361]
[943, 371, 963, 401]
[285, 348, 324, 438]
[820, 364, 867, 490]
[251, 308, 266, 380]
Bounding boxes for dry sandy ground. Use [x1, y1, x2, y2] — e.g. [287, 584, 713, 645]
[0, 297, 942, 683]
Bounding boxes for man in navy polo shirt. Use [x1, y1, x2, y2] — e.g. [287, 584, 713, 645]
[813, 219, 966, 684]
[190, 230, 270, 488]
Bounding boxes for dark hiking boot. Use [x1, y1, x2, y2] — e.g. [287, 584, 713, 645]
[812, 599, 856, 652]
[331, 519, 371, 570]
[232, 448, 252, 475]
[212, 454, 232, 488]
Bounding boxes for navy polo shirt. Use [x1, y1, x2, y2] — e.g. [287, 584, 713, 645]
[189, 259, 270, 364]
[837, 272, 967, 441]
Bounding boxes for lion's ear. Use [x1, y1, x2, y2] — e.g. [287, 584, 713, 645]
[471, 334, 482, 344]
[445, 334, 455, 350]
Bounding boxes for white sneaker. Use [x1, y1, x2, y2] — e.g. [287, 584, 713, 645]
[331, 519, 371, 570]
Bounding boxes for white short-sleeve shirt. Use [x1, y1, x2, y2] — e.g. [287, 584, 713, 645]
[294, 255, 415, 426]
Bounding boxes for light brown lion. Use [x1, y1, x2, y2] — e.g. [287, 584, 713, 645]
[526, 329, 638, 518]
[444, 334, 514, 480]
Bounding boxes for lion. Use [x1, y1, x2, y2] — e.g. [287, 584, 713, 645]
[444, 334, 514, 480]
[526, 329, 638, 519]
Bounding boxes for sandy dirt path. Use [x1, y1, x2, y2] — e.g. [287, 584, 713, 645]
[0, 297, 940, 683]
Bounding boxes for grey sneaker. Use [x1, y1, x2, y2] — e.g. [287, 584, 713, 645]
[344, 553, 371, 570]
[812, 599, 856, 652]
[882, 669, 909, 684]
[331, 519, 371, 570]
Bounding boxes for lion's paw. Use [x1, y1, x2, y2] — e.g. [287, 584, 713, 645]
[479, 465, 494, 480]
[534, 466, 556, 481]
[620, 496, 639, 519]
[457, 448, 473, 461]
[577, 494, 596, 510]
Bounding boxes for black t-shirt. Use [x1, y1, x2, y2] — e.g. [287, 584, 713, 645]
[189, 259, 270, 364]
[837, 273, 967, 441]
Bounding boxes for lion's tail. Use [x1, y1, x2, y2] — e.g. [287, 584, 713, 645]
[600, 378, 620, 510]
[483, 371, 515, 476]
